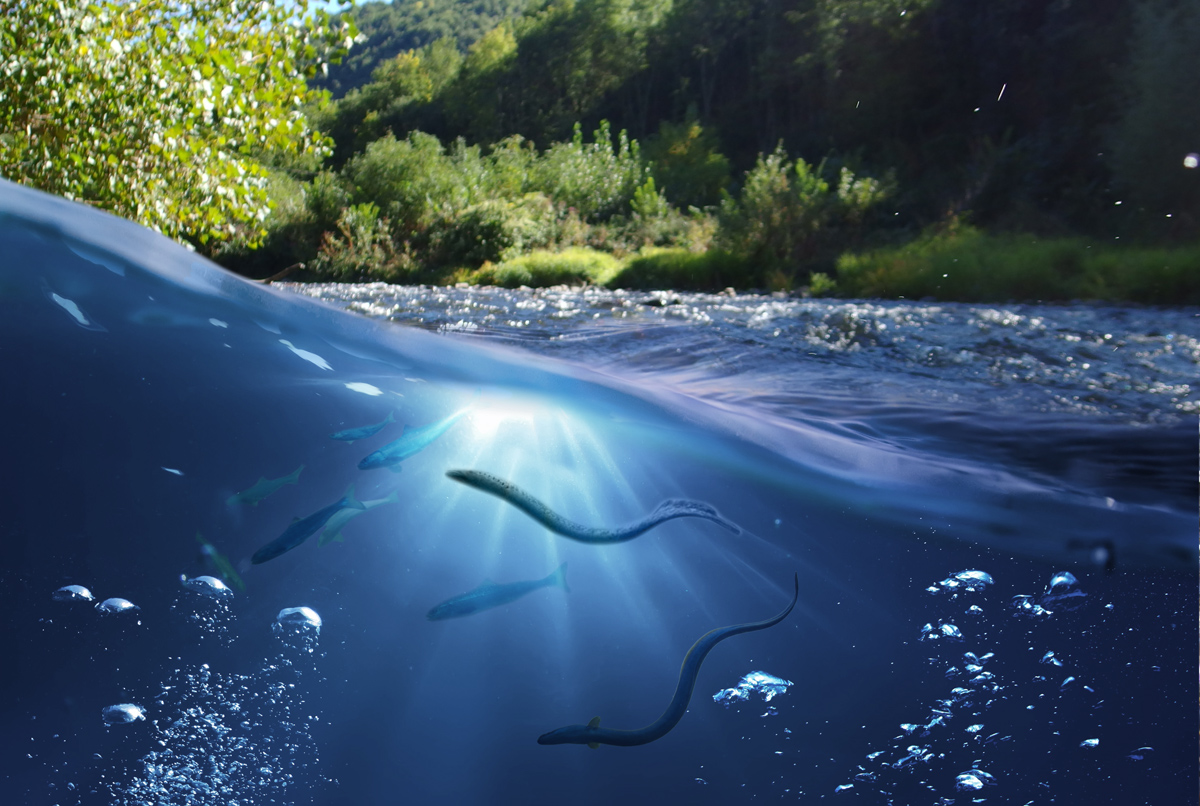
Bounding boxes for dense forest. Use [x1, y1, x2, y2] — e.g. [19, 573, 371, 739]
[213, 0, 1199, 300]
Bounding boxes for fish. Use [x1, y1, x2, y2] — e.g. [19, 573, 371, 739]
[358, 407, 470, 472]
[427, 563, 569, 621]
[226, 464, 304, 507]
[196, 533, 245, 592]
[445, 469, 741, 543]
[537, 573, 798, 748]
[330, 411, 395, 444]
[251, 486, 365, 564]
[318, 490, 400, 546]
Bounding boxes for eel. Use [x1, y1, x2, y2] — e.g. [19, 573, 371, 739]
[445, 469, 740, 543]
[537, 573, 798, 747]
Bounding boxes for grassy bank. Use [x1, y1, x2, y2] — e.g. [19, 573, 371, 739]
[834, 225, 1200, 304]
[399, 227, 1200, 306]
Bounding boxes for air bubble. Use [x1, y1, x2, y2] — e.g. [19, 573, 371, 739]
[53, 585, 94, 602]
[102, 704, 146, 725]
[96, 597, 140, 615]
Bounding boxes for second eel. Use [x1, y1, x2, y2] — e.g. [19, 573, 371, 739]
[537, 573, 799, 747]
[445, 469, 740, 543]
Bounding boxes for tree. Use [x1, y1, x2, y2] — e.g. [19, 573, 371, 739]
[0, 0, 356, 245]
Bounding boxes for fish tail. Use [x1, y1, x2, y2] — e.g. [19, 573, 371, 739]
[550, 561, 569, 593]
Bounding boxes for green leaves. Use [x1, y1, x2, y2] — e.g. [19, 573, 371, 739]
[0, 0, 356, 246]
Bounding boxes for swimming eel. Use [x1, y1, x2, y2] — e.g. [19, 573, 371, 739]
[445, 469, 740, 543]
[251, 486, 364, 564]
[427, 562, 569, 620]
[358, 408, 470, 472]
[537, 573, 798, 748]
[226, 464, 304, 507]
[330, 411, 394, 444]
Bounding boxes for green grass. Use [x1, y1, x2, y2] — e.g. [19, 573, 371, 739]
[835, 225, 1200, 304]
[604, 247, 750, 290]
[466, 247, 623, 288]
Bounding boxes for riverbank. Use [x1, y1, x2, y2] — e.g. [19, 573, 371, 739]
[241, 226, 1200, 306]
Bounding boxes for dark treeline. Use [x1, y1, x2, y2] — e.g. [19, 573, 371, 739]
[317, 0, 1195, 235]
[217, 0, 1199, 300]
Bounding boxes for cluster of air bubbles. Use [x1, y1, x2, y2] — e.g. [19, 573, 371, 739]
[272, 606, 323, 654]
[927, 569, 994, 596]
[955, 768, 997, 791]
[109, 660, 323, 806]
[713, 671, 793, 709]
[919, 620, 964, 642]
[1011, 594, 1053, 618]
[172, 574, 235, 644]
[101, 703, 146, 726]
[1012, 570, 1088, 618]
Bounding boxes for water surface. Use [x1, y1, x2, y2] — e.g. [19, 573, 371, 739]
[1, 180, 1194, 805]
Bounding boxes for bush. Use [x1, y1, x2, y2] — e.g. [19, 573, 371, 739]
[310, 203, 415, 282]
[643, 118, 732, 208]
[469, 247, 622, 288]
[426, 193, 559, 267]
[345, 132, 468, 231]
[607, 247, 749, 291]
[532, 121, 647, 220]
[716, 145, 891, 273]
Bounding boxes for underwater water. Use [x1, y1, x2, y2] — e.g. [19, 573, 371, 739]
[1, 178, 1195, 805]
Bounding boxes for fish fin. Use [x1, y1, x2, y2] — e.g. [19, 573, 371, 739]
[588, 716, 601, 728]
[384, 410, 395, 424]
[289, 464, 305, 483]
[587, 742, 599, 750]
[387, 463, 404, 474]
[551, 562, 569, 593]
[342, 484, 364, 510]
[381, 490, 400, 504]
[334, 532, 345, 543]
[291, 516, 302, 524]
[401, 424, 413, 434]
[478, 578, 496, 588]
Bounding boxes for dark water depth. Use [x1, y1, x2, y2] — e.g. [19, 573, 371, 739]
[1, 181, 1195, 805]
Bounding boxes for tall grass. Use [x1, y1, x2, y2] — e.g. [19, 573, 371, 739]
[836, 225, 1200, 304]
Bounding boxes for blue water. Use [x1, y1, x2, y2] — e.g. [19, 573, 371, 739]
[1, 179, 1195, 805]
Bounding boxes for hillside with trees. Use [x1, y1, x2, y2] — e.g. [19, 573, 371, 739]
[5, 0, 1197, 301]
[312, 0, 531, 97]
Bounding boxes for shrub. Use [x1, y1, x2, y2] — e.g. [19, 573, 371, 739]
[716, 145, 891, 272]
[642, 118, 732, 208]
[345, 132, 467, 231]
[532, 121, 647, 220]
[426, 193, 559, 267]
[470, 247, 622, 287]
[310, 203, 414, 282]
[607, 247, 749, 291]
